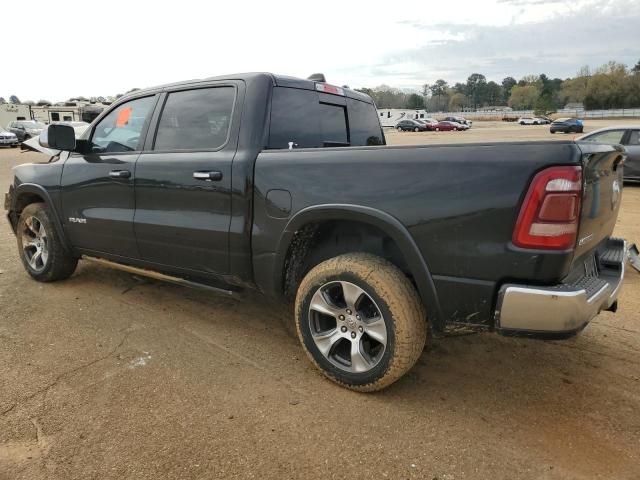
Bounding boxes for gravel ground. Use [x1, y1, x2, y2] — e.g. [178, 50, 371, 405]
[1, 121, 639, 479]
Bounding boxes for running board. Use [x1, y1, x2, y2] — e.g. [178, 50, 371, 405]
[81, 256, 236, 296]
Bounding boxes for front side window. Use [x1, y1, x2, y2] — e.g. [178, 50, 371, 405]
[584, 130, 625, 144]
[154, 87, 235, 151]
[91, 96, 155, 153]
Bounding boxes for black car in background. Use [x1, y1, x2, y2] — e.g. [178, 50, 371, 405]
[550, 118, 584, 134]
[396, 119, 428, 132]
[444, 116, 472, 127]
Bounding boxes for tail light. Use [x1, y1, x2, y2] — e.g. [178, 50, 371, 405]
[513, 166, 582, 250]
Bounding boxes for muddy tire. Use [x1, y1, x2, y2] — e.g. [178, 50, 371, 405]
[295, 253, 427, 392]
[16, 203, 78, 282]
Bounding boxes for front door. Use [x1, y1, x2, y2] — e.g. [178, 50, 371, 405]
[133, 85, 237, 274]
[60, 95, 157, 258]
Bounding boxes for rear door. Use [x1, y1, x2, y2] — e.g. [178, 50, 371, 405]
[622, 129, 640, 179]
[60, 95, 157, 258]
[133, 84, 238, 274]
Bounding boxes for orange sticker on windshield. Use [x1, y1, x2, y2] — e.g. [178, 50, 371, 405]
[115, 107, 132, 127]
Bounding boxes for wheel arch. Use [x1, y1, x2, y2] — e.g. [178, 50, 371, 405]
[10, 183, 72, 252]
[273, 204, 443, 329]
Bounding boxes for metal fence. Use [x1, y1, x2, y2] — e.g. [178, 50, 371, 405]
[436, 108, 640, 121]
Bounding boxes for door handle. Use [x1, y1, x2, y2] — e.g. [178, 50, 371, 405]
[109, 170, 131, 179]
[193, 171, 223, 181]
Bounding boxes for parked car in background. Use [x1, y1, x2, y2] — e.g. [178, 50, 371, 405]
[0, 127, 19, 147]
[444, 116, 472, 127]
[577, 126, 640, 181]
[7, 120, 47, 142]
[433, 121, 467, 131]
[537, 116, 552, 124]
[396, 119, 428, 132]
[415, 119, 437, 130]
[518, 117, 542, 125]
[550, 118, 584, 134]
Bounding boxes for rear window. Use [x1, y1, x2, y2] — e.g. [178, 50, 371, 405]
[154, 87, 234, 151]
[268, 87, 384, 149]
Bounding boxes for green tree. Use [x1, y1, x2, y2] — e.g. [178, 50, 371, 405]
[485, 81, 502, 106]
[429, 79, 449, 111]
[501, 77, 517, 103]
[449, 93, 467, 111]
[405, 93, 425, 109]
[508, 85, 539, 109]
[466, 73, 487, 108]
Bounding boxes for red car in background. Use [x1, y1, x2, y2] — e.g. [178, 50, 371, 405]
[433, 121, 467, 131]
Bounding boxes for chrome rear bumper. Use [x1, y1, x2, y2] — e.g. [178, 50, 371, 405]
[495, 238, 626, 335]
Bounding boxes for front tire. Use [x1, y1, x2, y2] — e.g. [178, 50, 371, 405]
[414, 127, 419, 132]
[397, 127, 402, 132]
[16, 203, 78, 282]
[295, 253, 427, 392]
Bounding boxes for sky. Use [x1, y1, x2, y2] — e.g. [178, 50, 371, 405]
[3, 0, 639, 101]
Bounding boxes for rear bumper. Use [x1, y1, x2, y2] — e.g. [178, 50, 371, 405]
[495, 238, 626, 336]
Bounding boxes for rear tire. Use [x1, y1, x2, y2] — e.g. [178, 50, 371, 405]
[16, 203, 78, 282]
[414, 127, 419, 132]
[295, 253, 427, 392]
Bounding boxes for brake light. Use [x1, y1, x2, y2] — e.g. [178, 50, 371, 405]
[315, 83, 345, 96]
[513, 166, 582, 250]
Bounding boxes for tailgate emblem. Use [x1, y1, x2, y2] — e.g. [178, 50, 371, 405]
[578, 233, 594, 246]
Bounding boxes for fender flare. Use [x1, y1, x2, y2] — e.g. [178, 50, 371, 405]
[274, 204, 443, 328]
[11, 183, 73, 253]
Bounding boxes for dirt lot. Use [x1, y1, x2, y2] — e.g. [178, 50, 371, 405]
[1, 121, 639, 479]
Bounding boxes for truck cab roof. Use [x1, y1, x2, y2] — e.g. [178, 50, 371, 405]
[129, 72, 374, 104]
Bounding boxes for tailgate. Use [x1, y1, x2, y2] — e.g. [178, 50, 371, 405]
[573, 142, 625, 260]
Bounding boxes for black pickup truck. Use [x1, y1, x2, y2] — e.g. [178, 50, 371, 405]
[4, 73, 627, 391]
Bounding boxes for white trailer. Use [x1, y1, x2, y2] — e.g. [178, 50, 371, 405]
[377, 109, 430, 127]
[0, 104, 31, 128]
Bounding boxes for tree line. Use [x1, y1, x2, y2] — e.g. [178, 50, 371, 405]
[357, 60, 640, 113]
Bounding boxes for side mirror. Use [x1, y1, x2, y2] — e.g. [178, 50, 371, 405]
[39, 124, 76, 151]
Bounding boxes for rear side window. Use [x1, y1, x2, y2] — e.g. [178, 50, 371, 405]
[626, 130, 639, 145]
[347, 98, 384, 146]
[154, 87, 234, 151]
[268, 87, 384, 149]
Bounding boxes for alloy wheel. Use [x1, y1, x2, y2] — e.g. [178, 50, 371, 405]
[21, 216, 49, 272]
[308, 281, 387, 373]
